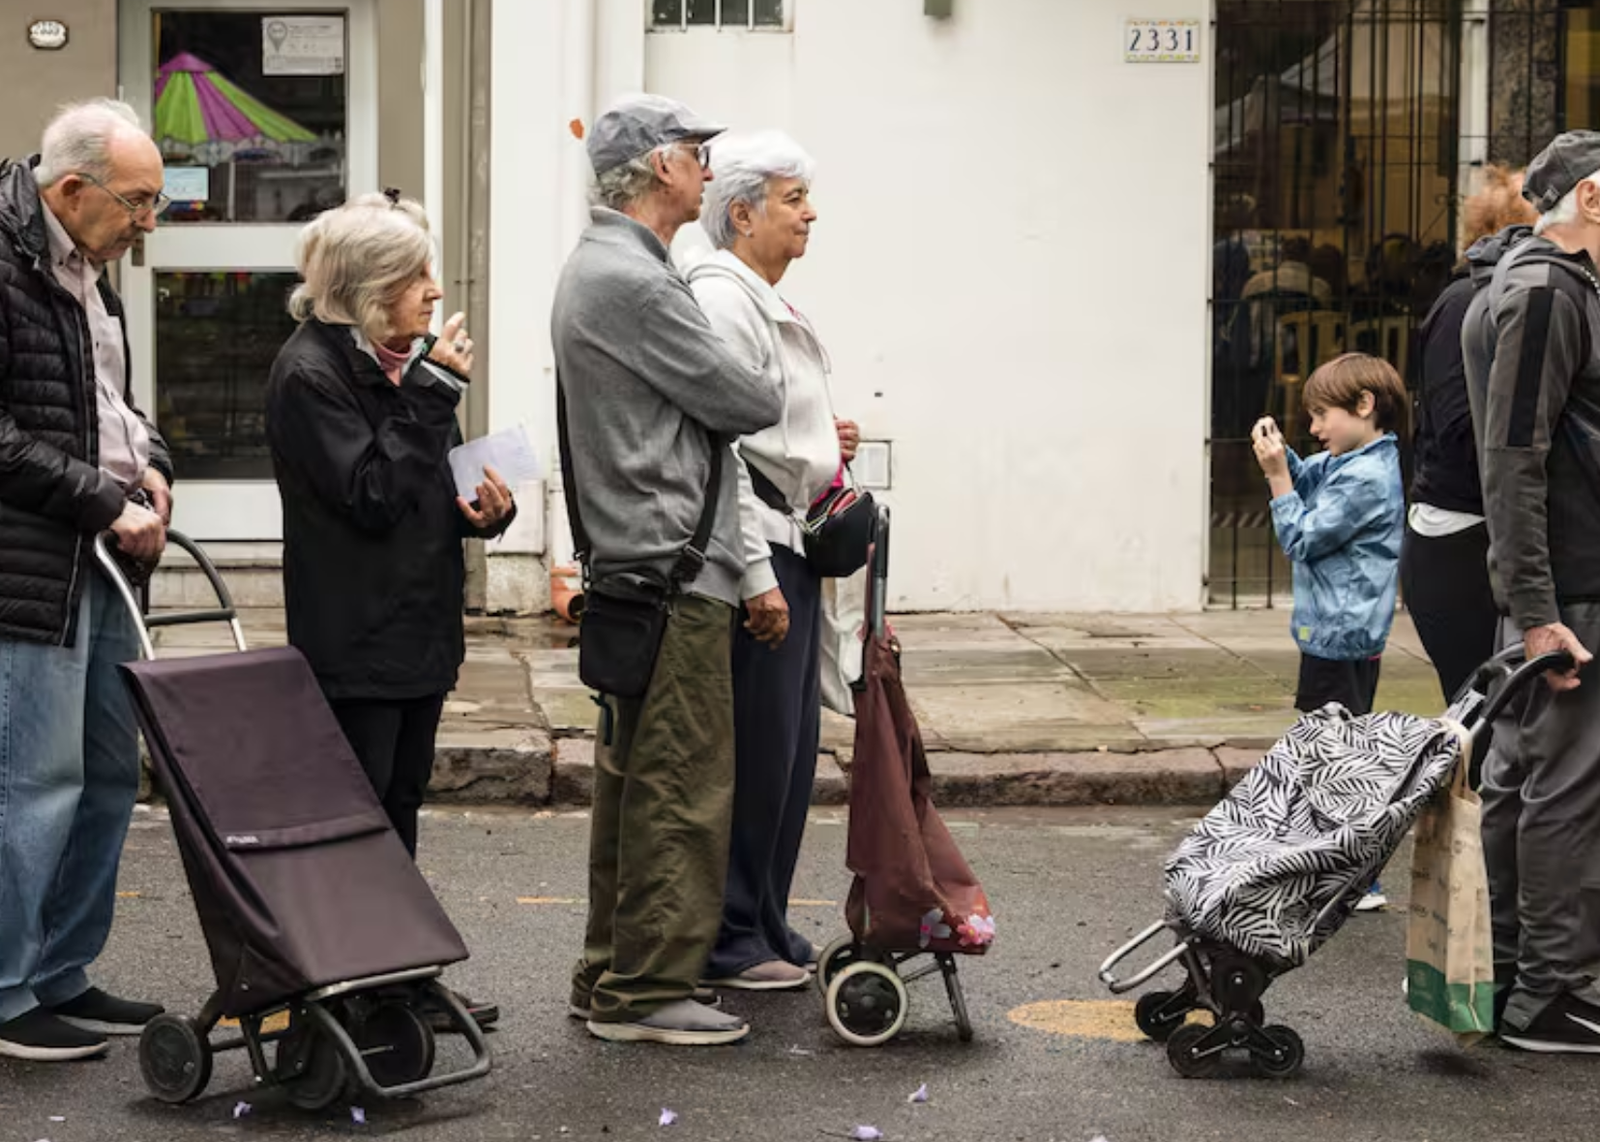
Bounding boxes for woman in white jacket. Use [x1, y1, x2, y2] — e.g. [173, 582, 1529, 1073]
[689, 132, 858, 990]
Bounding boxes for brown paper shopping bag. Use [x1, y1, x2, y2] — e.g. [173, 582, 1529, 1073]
[1406, 746, 1495, 1044]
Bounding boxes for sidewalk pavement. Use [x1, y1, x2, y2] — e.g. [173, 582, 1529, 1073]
[144, 607, 1446, 808]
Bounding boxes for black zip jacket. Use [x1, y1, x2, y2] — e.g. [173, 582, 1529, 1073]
[0, 155, 173, 646]
[264, 319, 513, 701]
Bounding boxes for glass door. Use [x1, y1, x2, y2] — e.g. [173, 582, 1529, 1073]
[119, 1, 377, 540]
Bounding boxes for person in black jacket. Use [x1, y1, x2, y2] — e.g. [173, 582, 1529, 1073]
[0, 100, 176, 1063]
[265, 192, 513, 1028]
[1401, 165, 1537, 701]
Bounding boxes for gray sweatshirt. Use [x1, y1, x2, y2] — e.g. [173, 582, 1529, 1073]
[551, 208, 782, 606]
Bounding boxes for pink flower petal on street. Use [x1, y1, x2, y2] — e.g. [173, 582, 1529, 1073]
[851, 1127, 883, 1141]
[232, 1102, 251, 1119]
[659, 1108, 678, 1127]
[908, 1082, 929, 1103]
[351, 1107, 367, 1125]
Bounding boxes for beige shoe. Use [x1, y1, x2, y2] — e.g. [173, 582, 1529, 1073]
[569, 988, 721, 1020]
[586, 999, 750, 1046]
[704, 959, 812, 991]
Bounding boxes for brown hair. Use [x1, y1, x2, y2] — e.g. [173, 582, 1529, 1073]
[1462, 164, 1537, 246]
[1303, 353, 1410, 437]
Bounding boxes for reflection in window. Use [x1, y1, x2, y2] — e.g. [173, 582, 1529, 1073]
[153, 11, 347, 223]
[154, 272, 298, 481]
[1210, 1, 1458, 604]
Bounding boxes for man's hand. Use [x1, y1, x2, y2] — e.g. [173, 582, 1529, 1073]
[835, 419, 860, 464]
[1525, 622, 1594, 692]
[744, 587, 790, 647]
[458, 464, 514, 529]
[141, 469, 172, 526]
[110, 499, 166, 561]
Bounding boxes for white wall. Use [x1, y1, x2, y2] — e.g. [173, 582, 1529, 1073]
[646, 0, 1212, 611]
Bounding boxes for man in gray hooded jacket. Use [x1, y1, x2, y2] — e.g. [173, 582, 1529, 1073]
[1464, 130, 1600, 1053]
[552, 95, 781, 1046]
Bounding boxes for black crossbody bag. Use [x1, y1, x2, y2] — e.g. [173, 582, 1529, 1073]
[747, 463, 875, 578]
[557, 383, 721, 700]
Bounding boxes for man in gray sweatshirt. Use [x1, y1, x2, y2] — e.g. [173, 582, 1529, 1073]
[552, 95, 781, 1046]
[1463, 130, 1600, 1053]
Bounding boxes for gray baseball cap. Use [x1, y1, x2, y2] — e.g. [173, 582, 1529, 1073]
[586, 94, 726, 177]
[1524, 130, 1600, 213]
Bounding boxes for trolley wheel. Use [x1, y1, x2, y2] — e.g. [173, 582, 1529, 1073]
[350, 1001, 435, 1089]
[815, 935, 865, 995]
[1249, 1024, 1305, 1079]
[1165, 1022, 1222, 1079]
[139, 1014, 213, 1104]
[1134, 990, 1190, 1042]
[281, 1020, 349, 1112]
[826, 962, 909, 1048]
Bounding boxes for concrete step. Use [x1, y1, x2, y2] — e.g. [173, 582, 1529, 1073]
[150, 542, 283, 609]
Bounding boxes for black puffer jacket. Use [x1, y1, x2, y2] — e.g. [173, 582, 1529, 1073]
[0, 155, 173, 646]
[265, 320, 513, 702]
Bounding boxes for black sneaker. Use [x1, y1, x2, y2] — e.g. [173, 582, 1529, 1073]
[47, 988, 164, 1037]
[0, 1008, 109, 1061]
[1500, 991, 1600, 1054]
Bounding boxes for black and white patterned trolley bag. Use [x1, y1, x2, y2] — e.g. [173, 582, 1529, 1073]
[1164, 704, 1471, 967]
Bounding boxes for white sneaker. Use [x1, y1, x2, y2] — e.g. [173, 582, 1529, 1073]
[1355, 890, 1388, 913]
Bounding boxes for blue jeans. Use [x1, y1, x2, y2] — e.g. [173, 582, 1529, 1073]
[0, 571, 141, 1022]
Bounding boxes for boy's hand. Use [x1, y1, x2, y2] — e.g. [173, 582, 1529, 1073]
[1252, 417, 1289, 480]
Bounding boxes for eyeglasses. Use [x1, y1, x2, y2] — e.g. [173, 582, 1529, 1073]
[77, 171, 171, 220]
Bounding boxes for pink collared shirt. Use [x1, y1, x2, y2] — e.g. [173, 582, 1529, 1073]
[41, 205, 150, 491]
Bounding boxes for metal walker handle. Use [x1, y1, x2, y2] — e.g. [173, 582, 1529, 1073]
[93, 529, 248, 661]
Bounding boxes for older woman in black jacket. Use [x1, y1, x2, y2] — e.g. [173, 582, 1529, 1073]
[265, 192, 513, 1025]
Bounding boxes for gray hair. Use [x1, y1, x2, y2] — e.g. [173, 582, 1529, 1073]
[35, 99, 146, 188]
[289, 193, 435, 344]
[591, 142, 700, 212]
[1535, 166, 1600, 235]
[701, 131, 815, 250]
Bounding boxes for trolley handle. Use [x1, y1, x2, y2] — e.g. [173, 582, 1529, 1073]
[93, 529, 247, 660]
[867, 503, 891, 642]
[1470, 649, 1576, 729]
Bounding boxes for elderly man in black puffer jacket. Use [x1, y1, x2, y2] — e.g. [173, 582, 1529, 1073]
[0, 99, 174, 1063]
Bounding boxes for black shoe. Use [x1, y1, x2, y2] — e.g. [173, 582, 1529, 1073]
[48, 988, 163, 1037]
[1500, 991, 1600, 1054]
[0, 1008, 109, 1061]
[425, 990, 499, 1033]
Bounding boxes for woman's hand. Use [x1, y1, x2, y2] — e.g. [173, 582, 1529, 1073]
[744, 587, 790, 647]
[458, 465, 514, 529]
[835, 418, 860, 464]
[1251, 417, 1289, 479]
[429, 312, 475, 377]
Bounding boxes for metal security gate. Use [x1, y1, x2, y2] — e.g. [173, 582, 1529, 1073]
[1209, 0, 1465, 606]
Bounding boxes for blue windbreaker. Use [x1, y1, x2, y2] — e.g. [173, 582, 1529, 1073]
[1269, 434, 1404, 661]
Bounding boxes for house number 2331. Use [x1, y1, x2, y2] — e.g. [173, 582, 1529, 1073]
[1125, 19, 1201, 63]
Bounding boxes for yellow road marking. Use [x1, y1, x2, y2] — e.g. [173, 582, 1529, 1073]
[116, 891, 141, 899]
[789, 899, 838, 907]
[1008, 998, 1205, 1042]
[218, 1011, 291, 1032]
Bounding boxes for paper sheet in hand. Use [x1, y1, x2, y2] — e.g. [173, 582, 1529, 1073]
[447, 426, 541, 501]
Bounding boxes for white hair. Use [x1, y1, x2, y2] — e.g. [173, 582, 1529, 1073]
[289, 193, 435, 344]
[1534, 165, 1600, 235]
[701, 131, 816, 250]
[35, 99, 146, 188]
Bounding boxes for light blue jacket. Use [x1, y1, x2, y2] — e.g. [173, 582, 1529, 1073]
[1270, 434, 1404, 661]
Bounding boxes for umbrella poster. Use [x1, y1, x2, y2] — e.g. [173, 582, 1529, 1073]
[154, 51, 318, 167]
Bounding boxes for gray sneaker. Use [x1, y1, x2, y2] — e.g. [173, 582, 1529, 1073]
[569, 989, 721, 1020]
[586, 999, 749, 1045]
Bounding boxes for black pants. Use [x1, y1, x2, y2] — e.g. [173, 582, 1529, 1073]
[1295, 653, 1381, 716]
[1399, 520, 1499, 702]
[708, 544, 823, 976]
[329, 692, 447, 857]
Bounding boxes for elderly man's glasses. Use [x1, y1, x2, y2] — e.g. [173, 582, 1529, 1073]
[77, 171, 171, 220]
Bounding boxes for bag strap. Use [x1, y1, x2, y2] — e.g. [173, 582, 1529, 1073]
[557, 375, 722, 593]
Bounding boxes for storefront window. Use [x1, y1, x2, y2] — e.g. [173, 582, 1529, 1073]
[1210, 0, 1458, 605]
[153, 10, 347, 223]
[154, 271, 299, 480]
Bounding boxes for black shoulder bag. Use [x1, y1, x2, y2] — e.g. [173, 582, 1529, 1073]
[557, 382, 721, 702]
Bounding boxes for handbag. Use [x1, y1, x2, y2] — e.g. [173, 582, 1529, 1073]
[748, 463, 876, 579]
[557, 383, 721, 702]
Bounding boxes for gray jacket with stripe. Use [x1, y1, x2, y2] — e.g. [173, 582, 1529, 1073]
[1463, 233, 1600, 632]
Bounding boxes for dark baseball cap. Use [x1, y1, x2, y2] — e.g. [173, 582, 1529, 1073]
[586, 94, 726, 177]
[1523, 130, 1600, 213]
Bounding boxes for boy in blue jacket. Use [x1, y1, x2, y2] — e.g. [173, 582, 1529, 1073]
[1253, 353, 1408, 716]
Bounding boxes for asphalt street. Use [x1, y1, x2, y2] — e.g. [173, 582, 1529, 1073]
[3, 805, 1597, 1142]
